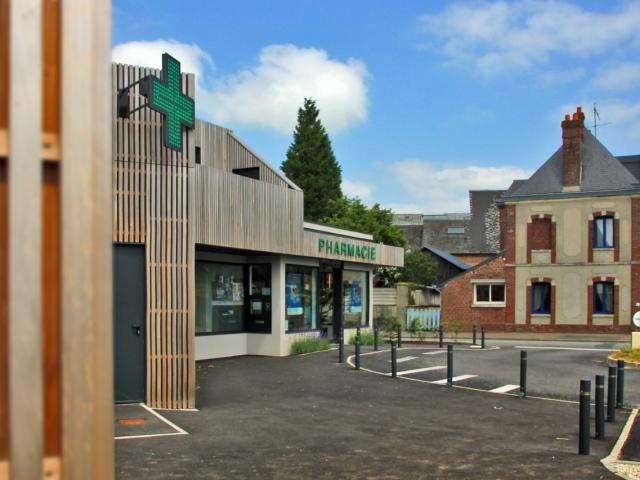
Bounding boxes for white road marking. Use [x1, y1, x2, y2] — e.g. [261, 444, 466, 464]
[433, 374, 477, 385]
[489, 384, 520, 394]
[395, 366, 447, 376]
[422, 350, 446, 355]
[515, 346, 617, 352]
[389, 355, 418, 363]
[115, 403, 189, 440]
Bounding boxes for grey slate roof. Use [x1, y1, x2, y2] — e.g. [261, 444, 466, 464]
[502, 130, 640, 200]
[618, 155, 640, 182]
[422, 244, 470, 271]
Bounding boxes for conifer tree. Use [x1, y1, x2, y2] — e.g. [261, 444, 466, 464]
[282, 98, 342, 221]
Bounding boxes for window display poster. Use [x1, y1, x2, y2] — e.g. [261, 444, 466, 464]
[351, 281, 362, 313]
[286, 273, 303, 315]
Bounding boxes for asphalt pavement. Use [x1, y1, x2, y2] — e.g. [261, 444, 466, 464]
[116, 344, 630, 479]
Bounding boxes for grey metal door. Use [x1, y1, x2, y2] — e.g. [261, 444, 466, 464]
[113, 245, 146, 403]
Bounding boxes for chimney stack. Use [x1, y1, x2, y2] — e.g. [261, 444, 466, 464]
[561, 106, 585, 192]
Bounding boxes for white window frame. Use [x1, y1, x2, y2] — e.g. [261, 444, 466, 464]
[472, 280, 506, 307]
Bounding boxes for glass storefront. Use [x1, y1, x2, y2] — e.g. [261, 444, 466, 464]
[285, 265, 318, 332]
[343, 270, 368, 328]
[196, 261, 272, 335]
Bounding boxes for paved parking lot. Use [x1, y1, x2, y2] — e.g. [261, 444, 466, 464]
[355, 340, 639, 405]
[116, 344, 631, 479]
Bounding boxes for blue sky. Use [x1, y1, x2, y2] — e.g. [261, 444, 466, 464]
[112, 0, 640, 213]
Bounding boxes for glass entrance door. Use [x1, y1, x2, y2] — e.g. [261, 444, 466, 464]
[319, 271, 334, 338]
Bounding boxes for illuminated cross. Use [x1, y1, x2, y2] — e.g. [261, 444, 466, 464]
[141, 53, 195, 151]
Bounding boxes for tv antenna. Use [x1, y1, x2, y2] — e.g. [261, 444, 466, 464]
[591, 103, 611, 138]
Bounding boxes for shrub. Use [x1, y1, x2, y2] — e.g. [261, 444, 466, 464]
[348, 330, 376, 346]
[409, 317, 428, 343]
[611, 348, 640, 363]
[445, 321, 463, 342]
[290, 337, 332, 355]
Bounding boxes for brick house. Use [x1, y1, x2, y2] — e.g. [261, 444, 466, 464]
[441, 107, 639, 332]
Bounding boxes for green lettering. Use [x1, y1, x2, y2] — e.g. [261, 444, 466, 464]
[355, 246, 361, 258]
[326, 240, 333, 254]
[334, 242, 340, 255]
[362, 246, 368, 259]
[319, 238, 325, 252]
[371, 247, 377, 261]
[340, 242, 347, 255]
[348, 244, 355, 257]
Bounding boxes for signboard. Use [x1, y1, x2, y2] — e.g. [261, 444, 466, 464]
[286, 273, 303, 316]
[318, 237, 377, 261]
[633, 311, 640, 328]
[139, 53, 195, 151]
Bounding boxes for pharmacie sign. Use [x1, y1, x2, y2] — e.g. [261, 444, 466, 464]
[318, 237, 377, 261]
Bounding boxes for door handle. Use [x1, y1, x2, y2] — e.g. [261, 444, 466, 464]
[132, 325, 141, 336]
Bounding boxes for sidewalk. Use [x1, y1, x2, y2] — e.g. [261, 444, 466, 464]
[401, 331, 630, 343]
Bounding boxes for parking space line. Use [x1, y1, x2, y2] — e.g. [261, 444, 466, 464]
[489, 384, 520, 394]
[433, 374, 477, 385]
[514, 345, 616, 352]
[422, 350, 446, 355]
[396, 366, 446, 376]
[389, 355, 418, 363]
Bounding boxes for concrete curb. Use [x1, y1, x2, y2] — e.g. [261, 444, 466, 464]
[607, 355, 640, 370]
[601, 408, 639, 480]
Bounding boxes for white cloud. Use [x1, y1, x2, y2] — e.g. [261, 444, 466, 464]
[540, 67, 585, 86]
[112, 39, 214, 80]
[387, 160, 532, 213]
[419, 1, 640, 77]
[206, 44, 368, 134]
[592, 62, 640, 92]
[112, 40, 369, 135]
[342, 179, 374, 200]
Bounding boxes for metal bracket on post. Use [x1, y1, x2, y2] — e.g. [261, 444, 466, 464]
[117, 77, 150, 119]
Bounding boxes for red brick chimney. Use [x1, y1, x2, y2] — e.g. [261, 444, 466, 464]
[561, 106, 585, 191]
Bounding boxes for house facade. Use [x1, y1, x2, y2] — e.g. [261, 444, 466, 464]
[441, 107, 639, 332]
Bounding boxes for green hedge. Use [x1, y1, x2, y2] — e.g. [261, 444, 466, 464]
[348, 330, 376, 346]
[290, 337, 332, 355]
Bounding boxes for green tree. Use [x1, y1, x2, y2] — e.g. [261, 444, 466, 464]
[322, 197, 405, 246]
[399, 250, 437, 286]
[282, 98, 342, 221]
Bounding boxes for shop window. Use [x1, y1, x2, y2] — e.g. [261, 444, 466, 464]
[473, 283, 505, 306]
[593, 282, 614, 314]
[285, 265, 318, 332]
[196, 262, 245, 334]
[531, 283, 551, 314]
[594, 217, 614, 248]
[247, 265, 271, 333]
[343, 271, 368, 328]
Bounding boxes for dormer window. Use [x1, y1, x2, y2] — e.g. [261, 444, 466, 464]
[594, 216, 614, 248]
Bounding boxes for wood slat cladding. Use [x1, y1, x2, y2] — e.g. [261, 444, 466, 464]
[194, 165, 304, 253]
[112, 63, 195, 409]
[194, 120, 300, 190]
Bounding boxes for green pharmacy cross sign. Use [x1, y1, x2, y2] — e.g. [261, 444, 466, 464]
[118, 53, 195, 152]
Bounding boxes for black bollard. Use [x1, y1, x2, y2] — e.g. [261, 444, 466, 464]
[355, 336, 361, 370]
[481, 327, 486, 349]
[447, 344, 453, 387]
[579, 379, 591, 455]
[356, 324, 361, 340]
[617, 360, 625, 408]
[397, 324, 402, 348]
[607, 366, 616, 423]
[391, 340, 397, 378]
[520, 350, 527, 397]
[472, 324, 477, 345]
[338, 328, 344, 364]
[374, 326, 379, 351]
[595, 375, 605, 440]
[438, 325, 444, 348]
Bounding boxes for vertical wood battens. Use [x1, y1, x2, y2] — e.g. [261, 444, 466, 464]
[61, 0, 114, 478]
[112, 64, 194, 409]
[8, 1, 44, 479]
[0, 0, 9, 474]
